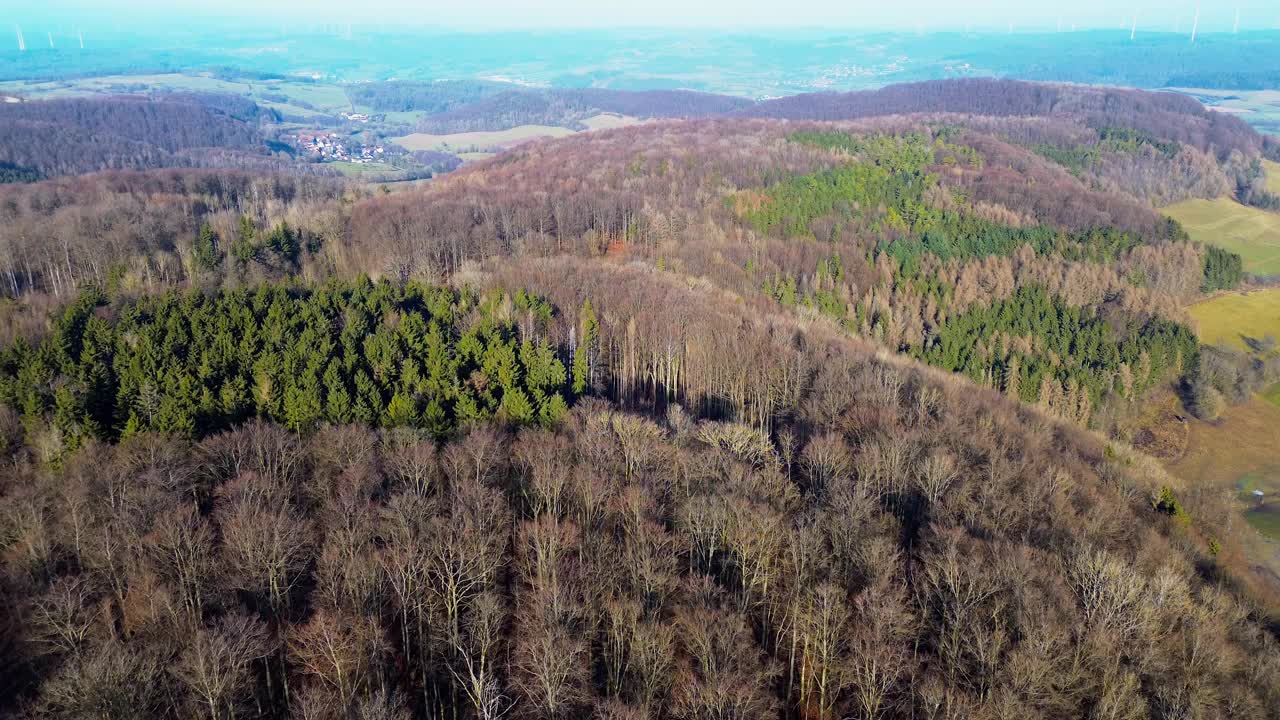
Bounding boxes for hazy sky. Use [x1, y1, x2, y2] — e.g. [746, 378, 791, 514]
[16, 0, 1280, 32]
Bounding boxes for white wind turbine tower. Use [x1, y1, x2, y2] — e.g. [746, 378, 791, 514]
[48, 32, 53, 49]
[1233, 7, 1240, 34]
[15, 26, 23, 52]
[79, 31, 84, 49]
[1130, 10, 1139, 40]
[1191, 4, 1200, 43]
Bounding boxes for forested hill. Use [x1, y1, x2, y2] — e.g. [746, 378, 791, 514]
[1, 78, 1274, 183]
[0, 116, 1254, 437]
[2, 93, 1280, 716]
[0, 95, 278, 178]
[386, 77, 1275, 161]
[744, 78, 1271, 159]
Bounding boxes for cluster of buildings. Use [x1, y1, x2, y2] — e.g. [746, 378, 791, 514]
[294, 130, 387, 164]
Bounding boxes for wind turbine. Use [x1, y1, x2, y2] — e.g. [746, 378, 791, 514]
[14, 26, 23, 52]
[1130, 10, 1138, 40]
[1233, 7, 1240, 34]
[48, 32, 54, 49]
[79, 31, 84, 49]
[1191, 4, 1200, 43]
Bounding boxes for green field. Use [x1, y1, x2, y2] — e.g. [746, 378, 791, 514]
[1165, 394, 1280, 547]
[1189, 288, 1280, 351]
[1238, 475, 1280, 542]
[1266, 159, 1280, 196]
[257, 80, 351, 113]
[1263, 382, 1280, 409]
[1164, 197, 1280, 276]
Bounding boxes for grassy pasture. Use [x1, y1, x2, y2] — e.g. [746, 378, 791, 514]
[1188, 288, 1280, 351]
[1164, 396, 1280, 542]
[392, 125, 576, 152]
[1266, 159, 1280, 196]
[1264, 382, 1280, 409]
[1164, 197, 1280, 276]
[1238, 474, 1280, 542]
[580, 113, 642, 130]
[255, 80, 352, 113]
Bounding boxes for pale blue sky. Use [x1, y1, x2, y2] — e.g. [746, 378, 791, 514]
[13, 0, 1280, 32]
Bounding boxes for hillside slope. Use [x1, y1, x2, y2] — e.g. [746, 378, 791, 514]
[2, 253, 1279, 718]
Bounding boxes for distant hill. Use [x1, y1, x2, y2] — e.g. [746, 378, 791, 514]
[0, 95, 276, 177]
[378, 78, 1265, 162]
[742, 79, 1265, 159]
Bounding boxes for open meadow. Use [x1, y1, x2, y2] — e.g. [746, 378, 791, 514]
[1162, 395, 1280, 544]
[1164, 197, 1280, 276]
[392, 124, 577, 152]
[1267, 159, 1280, 195]
[1188, 287, 1280, 351]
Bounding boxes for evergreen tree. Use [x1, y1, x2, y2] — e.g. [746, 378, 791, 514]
[231, 215, 258, 265]
[573, 297, 598, 395]
[193, 222, 222, 272]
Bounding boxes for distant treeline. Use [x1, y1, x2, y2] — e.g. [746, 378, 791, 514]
[368, 78, 1267, 163]
[745, 79, 1264, 160]
[1167, 70, 1280, 91]
[415, 87, 754, 133]
[0, 96, 277, 178]
[344, 79, 513, 114]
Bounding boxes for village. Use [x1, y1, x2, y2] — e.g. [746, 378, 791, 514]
[293, 129, 387, 164]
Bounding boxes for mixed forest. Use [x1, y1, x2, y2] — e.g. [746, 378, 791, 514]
[2, 78, 1280, 720]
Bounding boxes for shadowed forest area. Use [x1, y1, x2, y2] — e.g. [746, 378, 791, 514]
[2, 78, 1280, 719]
